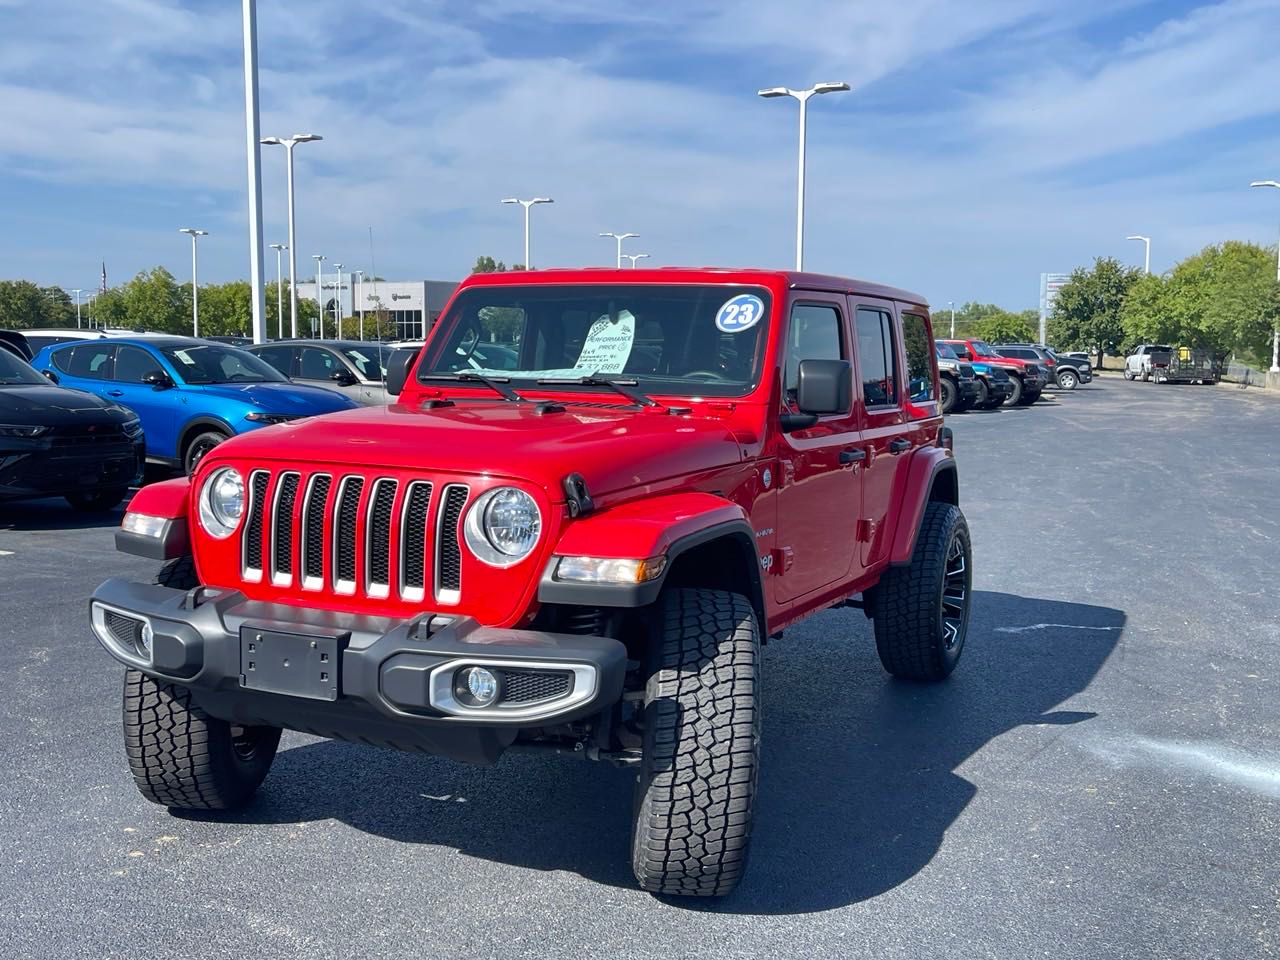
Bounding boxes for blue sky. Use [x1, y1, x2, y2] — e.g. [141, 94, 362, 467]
[0, 0, 1278, 309]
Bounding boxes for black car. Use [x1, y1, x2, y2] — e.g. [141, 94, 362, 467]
[0, 348, 145, 511]
[994, 343, 1092, 390]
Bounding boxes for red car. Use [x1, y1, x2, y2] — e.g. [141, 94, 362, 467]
[939, 337, 1048, 405]
[91, 268, 972, 898]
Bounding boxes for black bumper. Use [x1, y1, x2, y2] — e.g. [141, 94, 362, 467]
[983, 378, 1016, 400]
[89, 578, 628, 765]
[958, 380, 980, 401]
[0, 438, 144, 501]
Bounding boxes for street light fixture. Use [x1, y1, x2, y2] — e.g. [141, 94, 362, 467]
[757, 81, 850, 271]
[1126, 235, 1151, 275]
[501, 198, 554, 269]
[623, 253, 651, 268]
[268, 243, 287, 340]
[1250, 180, 1280, 372]
[262, 133, 323, 338]
[599, 232, 638, 268]
[71, 288, 84, 329]
[179, 228, 209, 337]
[312, 254, 326, 338]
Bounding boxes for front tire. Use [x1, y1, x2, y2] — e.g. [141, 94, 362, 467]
[940, 377, 958, 415]
[1016, 388, 1041, 406]
[870, 502, 972, 681]
[183, 430, 228, 475]
[632, 588, 760, 898]
[1123, 368, 1135, 381]
[1056, 369, 1078, 390]
[1005, 374, 1024, 406]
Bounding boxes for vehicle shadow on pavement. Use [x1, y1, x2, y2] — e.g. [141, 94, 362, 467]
[184, 590, 1122, 913]
[0, 496, 133, 530]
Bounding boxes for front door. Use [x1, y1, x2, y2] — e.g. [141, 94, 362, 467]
[298, 346, 367, 403]
[107, 345, 178, 459]
[773, 296, 863, 602]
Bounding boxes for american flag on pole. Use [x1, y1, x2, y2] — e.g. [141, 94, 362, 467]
[100, 262, 107, 294]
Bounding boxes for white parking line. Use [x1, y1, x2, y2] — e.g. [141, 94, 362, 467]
[0, 550, 13, 557]
[995, 622, 1121, 634]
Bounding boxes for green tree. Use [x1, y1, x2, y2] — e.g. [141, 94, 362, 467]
[38, 286, 76, 327]
[472, 255, 508, 274]
[0, 280, 51, 328]
[118, 267, 189, 333]
[972, 310, 1037, 344]
[1048, 257, 1141, 366]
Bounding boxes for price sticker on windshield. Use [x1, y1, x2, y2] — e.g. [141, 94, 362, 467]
[715, 294, 764, 333]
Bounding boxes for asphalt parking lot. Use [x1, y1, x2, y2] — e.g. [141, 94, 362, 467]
[1, 378, 1276, 960]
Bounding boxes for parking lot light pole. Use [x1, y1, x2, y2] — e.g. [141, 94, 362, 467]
[332, 263, 343, 339]
[267, 241, 285, 340]
[71, 288, 84, 328]
[599, 232, 638, 268]
[354, 269, 365, 340]
[1126, 235, 1151, 275]
[261, 134, 323, 338]
[624, 253, 650, 268]
[948, 300, 955, 338]
[501, 198, 554, 269]
[758, 81, 850, 271]
[1250, 181, 1280, 372]
[179, 228, 208, 337]
[312, 254, 325, 338]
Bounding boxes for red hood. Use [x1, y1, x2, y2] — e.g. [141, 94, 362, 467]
[201, 399, 746, 501]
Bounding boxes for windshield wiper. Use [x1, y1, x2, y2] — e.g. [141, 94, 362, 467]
[420, 372, 526, 402]
[535, 374, 658, 408]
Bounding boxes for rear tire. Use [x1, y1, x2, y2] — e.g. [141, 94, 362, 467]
[632, 588, 760, 898]
[940, 377, 958, 415]
[870, 502, 972, 681]
[66, 486, 128, 512]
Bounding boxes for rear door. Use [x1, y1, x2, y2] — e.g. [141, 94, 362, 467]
[107, 345, 178, 459]
[773, 295, 863, 602]
[851, 299, 912, 568]
[49, 342, 115, 396]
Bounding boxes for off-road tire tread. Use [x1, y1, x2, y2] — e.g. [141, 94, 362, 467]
[871, 502, 970, 682]
[155, 555, 197, 589]
[632, 588, 760, 898]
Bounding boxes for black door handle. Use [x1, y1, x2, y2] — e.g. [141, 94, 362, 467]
[889, 438, 912, 454]
[839, 448, 866, 464]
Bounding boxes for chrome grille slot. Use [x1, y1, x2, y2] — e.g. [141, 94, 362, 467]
[365, 479, 398, 599]
[399, 481, 433, 602]
[242, 470, 269, 583]
[332, 476, 365, 595]
[271, 472, 301, 586]
[435, 484, 468, 605]
[301, 474, 332, 590]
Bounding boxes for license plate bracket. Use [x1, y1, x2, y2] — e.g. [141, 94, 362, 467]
[239, 627, 348, 701]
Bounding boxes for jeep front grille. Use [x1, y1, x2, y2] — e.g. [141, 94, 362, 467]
[244, 469, 468, 604]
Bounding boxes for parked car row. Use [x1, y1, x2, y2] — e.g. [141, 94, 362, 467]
[935, 338, 1095, 414]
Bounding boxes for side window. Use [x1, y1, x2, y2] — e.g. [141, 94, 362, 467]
[951, 343, 972, 361]
[66, 343, 115, 380]
[255, 346, 295, 377]
[855, 308, 899, 407]
[784, 303, 844, 393]
[299, 347, 338, 380]
[113, 346, 161, 383]
[902, 313, 936, 404]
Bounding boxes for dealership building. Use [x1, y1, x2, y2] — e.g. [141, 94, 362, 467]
[295, 279, 459, 340]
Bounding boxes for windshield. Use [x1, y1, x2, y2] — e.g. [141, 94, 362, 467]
[935, 342, 959, 360]
[160, 343, 287, 385]
[339, 345, 391, 380]
[969, 340, 1000, 358]
[0, 350, 46, 385]
[419, 284, 773, 398]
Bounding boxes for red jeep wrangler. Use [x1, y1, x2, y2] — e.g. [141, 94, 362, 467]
[91, 268, 971, 898]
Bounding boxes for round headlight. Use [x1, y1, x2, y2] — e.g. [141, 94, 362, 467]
[463, 486, 541, 566]
[198, 466, 245, 539]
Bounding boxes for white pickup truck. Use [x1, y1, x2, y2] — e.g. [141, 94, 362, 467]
[1124, 344, 1172, 381]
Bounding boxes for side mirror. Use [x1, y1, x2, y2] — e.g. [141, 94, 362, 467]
[385, 348, 420, 397]
[144, 370, 174, 389]
[796, 358, 851, 415]
[330, 369, 358, 386]
[43, 370, 59, 384]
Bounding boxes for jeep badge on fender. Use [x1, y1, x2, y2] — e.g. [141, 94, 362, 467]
[91, 267, 970, 899]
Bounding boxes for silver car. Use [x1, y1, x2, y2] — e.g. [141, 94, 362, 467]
[248, 340, 401, 405]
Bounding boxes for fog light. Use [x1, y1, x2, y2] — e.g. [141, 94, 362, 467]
[455, 666, 499, 707]
[138, 621, 154, 657]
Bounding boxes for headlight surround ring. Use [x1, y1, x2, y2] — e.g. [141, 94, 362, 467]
[197, 466, 246, 540]
[463, 486, 542, 567]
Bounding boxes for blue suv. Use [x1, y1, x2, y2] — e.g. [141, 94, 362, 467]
[33, 337, 358, 473]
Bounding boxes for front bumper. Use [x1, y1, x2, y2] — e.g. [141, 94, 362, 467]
[982, 378, 1016, 400]
[0, 437, 144, 501]
[89, 578, 628, 765]
[1022, 373, 1048, 391]
[958, 379, 980, 401]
